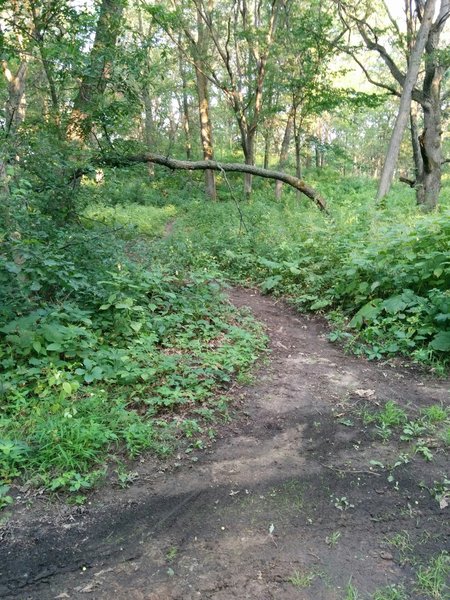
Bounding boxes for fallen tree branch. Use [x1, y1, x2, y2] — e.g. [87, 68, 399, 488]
[101, 153, 328, 212]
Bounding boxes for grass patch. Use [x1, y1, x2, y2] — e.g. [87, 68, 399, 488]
[288, 568, 320, 588]
[83, 203, 177, 237]
[415, 552, 450, 599]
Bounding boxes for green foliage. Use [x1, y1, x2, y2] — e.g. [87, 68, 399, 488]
[83, 202, 177, 237]
[155, 174, 449, 367]
[0, 208, 265, 492]
[415, 553, 449, 599]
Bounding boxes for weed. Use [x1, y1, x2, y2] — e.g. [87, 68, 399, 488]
[333, 496, 354, 511]
[115, 469, 139, 489]
[415, 442, 433, 461]
[400, 420, 428, 441]
[385, 531, 413, 555]
[421, 405, 448, 424]
[377, 402, 408, 428]
[0, 484, 13, 510]
[166, 547, 178, 562]
[288, 569, 319, 588]
[439, 426, 450, 446]
[325, 531, 341, 546]
[415, 552, 449, 599]
[372, 584, 407, 600]
[427, 477, 450, 508]
[343, 579, 361, 600]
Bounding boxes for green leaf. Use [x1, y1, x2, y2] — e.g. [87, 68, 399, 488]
[32, 341, 42, 353]
[261, 275, 282, 292]
[383, 295, 407, 315]
[310, 299, 331, 310]
[349, 299, 382, 329]
[46, 342, 63, 352]
[429, 331, 450, 352]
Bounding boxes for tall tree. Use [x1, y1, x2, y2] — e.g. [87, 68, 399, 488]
[338, 0, 450, 209]
[68, 0, 126, 141]
[376, 0, 436, 201]
[193, 0, 284, 196]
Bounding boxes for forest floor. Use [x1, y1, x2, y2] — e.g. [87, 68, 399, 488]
[1, 287, 449, 600]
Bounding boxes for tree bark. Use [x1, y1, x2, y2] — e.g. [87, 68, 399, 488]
[263, 133, 271, 170]
[410, 101, 424, 183]
[2, 60, 27, 135]
[101, 153, 328, 212]
[376, 0, 437, 201]
[179, 47, 192, 160]
[275, 108, 294, 200]
[242, 129, 256, 198]
[194, 7, 216, 200]
[142, 89, 155, 176]
[137, 6, 155, 175]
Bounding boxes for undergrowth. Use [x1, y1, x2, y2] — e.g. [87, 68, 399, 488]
[148, 171, 449, 369]
[0, 199, 265, 495]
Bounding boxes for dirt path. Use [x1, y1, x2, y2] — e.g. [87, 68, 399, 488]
[1, 289, 448, 599]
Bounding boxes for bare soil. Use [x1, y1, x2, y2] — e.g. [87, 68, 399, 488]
[1, 288, 448, 599]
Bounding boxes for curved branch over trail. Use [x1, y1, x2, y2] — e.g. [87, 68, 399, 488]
[102, 153, 328, 212]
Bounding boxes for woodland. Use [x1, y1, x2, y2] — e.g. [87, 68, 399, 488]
[0, 0, 449, 521]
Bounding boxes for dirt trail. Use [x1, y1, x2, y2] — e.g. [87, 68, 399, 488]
[1, 288, 448, 599]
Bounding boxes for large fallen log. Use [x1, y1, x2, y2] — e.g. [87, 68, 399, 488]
[101, 153, 328, 212]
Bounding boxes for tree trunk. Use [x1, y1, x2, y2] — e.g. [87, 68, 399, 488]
[275, 109, 294, 200]
[1, 59, 27, 210]
[195, 65, 216, 200]
[410, 101, 424, 183]
[315, 144, 321, 169]
[142, 88, 155, 176]
[416, 94, 442, 209]
[68, 0, 125, 141]
[2, 60, 27, 135]
[242, 130, 256, 198]
[413, 0, 448, 210]
[179, 50, 192, 160]
[137, 6, 155, 175]
[263, 132, 270, 170]
[376, 0, 436, 201]
[194, 8, 216, 200]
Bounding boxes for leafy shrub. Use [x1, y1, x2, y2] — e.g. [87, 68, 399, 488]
[153, 176, 449, 366]
[0, 210, 265, 491]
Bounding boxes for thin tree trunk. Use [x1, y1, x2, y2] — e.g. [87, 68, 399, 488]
[263, 132, 271, 169]
[410, 101, 424, 183]
[179, 49, 192, 160]
[376, 0, 436, 202]
[194, 8, 216, 200]
[137, 5, 155, 175]
[275, 109, 294, 200]
[242, 129, 256, 198]
[142, 89, 155, 176]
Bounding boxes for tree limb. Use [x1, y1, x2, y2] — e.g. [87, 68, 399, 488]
[399, 175, 416, 187]
[100, 153, 328, 212]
